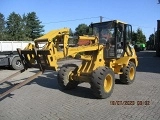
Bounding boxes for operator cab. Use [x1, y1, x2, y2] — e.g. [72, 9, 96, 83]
[90, 20, 133, 58]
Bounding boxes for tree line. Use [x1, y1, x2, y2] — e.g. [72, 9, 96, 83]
[147, 32, 157, 46]
[0, 12, 44, 41]
[0, 11, 148, 44]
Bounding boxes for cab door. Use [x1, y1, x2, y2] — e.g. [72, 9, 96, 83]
[124, 24, 133, 56]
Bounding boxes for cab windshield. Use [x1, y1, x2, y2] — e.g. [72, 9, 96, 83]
[92, 21, 115, 44]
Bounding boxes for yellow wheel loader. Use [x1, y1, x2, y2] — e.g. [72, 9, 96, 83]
[0, 20, 138, 99]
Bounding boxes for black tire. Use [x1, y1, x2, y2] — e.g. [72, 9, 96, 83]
[11, 57, 24, 70]
[91, 67, 115, 99]
[57, 64, 79, 90]
[120, 61, 136, 84]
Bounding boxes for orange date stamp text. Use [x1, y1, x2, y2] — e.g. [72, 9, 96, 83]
[110, 100, 150, 105]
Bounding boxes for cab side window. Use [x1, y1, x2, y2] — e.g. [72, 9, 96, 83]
[117, 23, 124, 49]
[126, 25, 132, 42]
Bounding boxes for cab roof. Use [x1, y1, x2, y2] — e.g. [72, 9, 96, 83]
[91, 20, 127, 25]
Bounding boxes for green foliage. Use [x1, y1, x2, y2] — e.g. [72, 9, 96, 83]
[25, 12, 44, 40]
[75, 24, 92, 36]
[0, 13, 6, 40]
[69, 28, 74, 36]
[132, 28, 146, 44]
[0, 12, 44, 41]
[132, 31, 137, 41]
[6, 12, 24, 41]
[149, 34, 154, 44]
[147, 31, 157, 45]
[136, 28, 146, 43]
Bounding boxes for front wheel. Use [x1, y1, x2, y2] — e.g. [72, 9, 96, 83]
[120, 61, 136, 84]
[57, 65, 79, 90]
[91, 67, 115, 99]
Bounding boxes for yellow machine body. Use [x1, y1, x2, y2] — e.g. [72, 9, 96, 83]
[17, 20, 138, 99]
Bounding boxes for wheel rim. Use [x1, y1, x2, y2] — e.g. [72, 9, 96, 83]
[104, 74, 113, 92]
[129, 67, 134, 80]
[16, 60, 21, 67]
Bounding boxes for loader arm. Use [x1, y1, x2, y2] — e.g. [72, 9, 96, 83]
[18, 28, 99, 71]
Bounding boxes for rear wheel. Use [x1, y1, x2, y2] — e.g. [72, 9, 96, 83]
[11, 57, 24, 70]
[57, 64, 79, 90]
[91, 67, 115, 99]
[120, 61, 136, 84]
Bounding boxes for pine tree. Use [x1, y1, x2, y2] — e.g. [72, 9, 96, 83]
[136, 28, 146, 43]
[6, 12, 23, 41]
[0, 13, 6, 40]
[25, 12, 44, 40]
